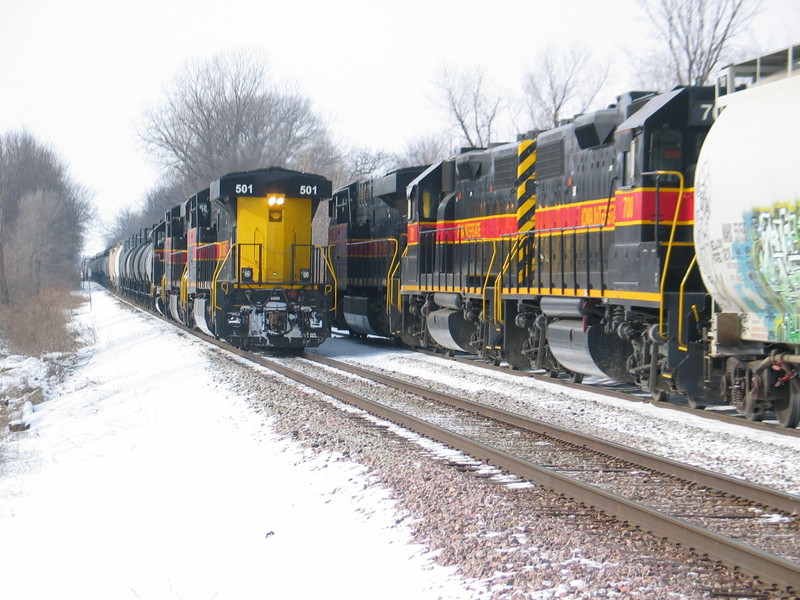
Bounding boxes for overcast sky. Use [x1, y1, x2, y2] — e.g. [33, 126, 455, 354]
[1, 0, 797, 253]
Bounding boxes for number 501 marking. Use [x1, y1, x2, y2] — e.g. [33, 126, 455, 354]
[300, 185, 317, 195]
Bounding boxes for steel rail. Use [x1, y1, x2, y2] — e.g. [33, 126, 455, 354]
[240, 351, 800, 589]
[405, 344, 800, 438]
[303, 353, 800, 515]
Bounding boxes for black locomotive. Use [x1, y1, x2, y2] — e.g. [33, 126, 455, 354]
[328, 84, 738, 412]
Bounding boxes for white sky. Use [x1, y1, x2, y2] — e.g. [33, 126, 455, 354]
[1, 0, 797, 253]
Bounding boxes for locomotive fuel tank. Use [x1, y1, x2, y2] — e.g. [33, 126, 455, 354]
[694, 71, 800, 346]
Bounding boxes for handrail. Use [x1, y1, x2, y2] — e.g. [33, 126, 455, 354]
[389, 246, 409, 314]
[179, 262, 189, 313]
[493, 235, 522, 325]
[678, 255, 698, 351]
[212, 243, 236, 311]
[645, 170, 686, 340]
[320, 245, 338, 314]
[511, 229, 536, 287]
[481, 240, 498, 322]
[386, 239, 400, 315]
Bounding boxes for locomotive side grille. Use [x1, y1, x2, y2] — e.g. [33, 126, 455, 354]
[493, 155, 517, 189]
[537, 139, 565, 178]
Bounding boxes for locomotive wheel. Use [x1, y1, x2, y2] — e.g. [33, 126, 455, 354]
[745, 410, 765, 422]
[745, 376, 765, 421]
[568, 372, 584, 384]
[652, 390, 670, 402]
[686, 396, 707, 410]
[774, 386, 800, 428]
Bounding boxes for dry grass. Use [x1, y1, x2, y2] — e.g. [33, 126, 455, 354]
[0, 286, 85, 445]
[0, 287, 85, 357]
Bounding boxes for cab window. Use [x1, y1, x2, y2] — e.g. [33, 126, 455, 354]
[650, 129, 682, 173]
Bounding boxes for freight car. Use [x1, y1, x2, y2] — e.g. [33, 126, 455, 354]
[329, 46, 800, 426]
[694, 46, 800, 426]
[92, 167, 334, 350]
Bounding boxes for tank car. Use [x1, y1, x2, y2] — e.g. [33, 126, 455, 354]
[88, 248, 110, 288]
[108, 227, 163, 306]
[694, 45, 800, 426]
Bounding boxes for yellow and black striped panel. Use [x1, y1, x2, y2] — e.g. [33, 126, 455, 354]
[515, 140, 537, 283]
[516, 139, 536, 233]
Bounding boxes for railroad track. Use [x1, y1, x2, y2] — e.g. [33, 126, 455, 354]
[341, 333, 800, 437]
[246, 348, 799, 591]
[109, 292, 800, 591]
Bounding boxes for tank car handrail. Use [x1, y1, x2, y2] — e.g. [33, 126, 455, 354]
[678, 256, 701, 351]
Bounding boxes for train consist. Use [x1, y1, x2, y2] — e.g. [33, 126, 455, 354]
[90, 168, 333, 350]
[91, 46, 800, 426]
[330, 46, 800, 427]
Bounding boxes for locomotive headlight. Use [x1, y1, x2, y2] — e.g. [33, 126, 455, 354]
[268, 196, 285, 206]
[299, 268, 311, 282]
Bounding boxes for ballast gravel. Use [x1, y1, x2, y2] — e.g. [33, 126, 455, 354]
[313, 340, 800, 497]
[208, 345, 797, 600]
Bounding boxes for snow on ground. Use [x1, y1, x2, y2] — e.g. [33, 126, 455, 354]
[0, 284, 480, 600]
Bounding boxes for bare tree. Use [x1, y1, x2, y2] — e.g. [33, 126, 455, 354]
[6, 190, 67, 296]
[436, 66, 506, 148]
[139, 50, 341, 196]
[0, 131, 93, 303]
[398, 134, 454, 167]
[522, 44, 609, 130]
[638, 0, 762, 87]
